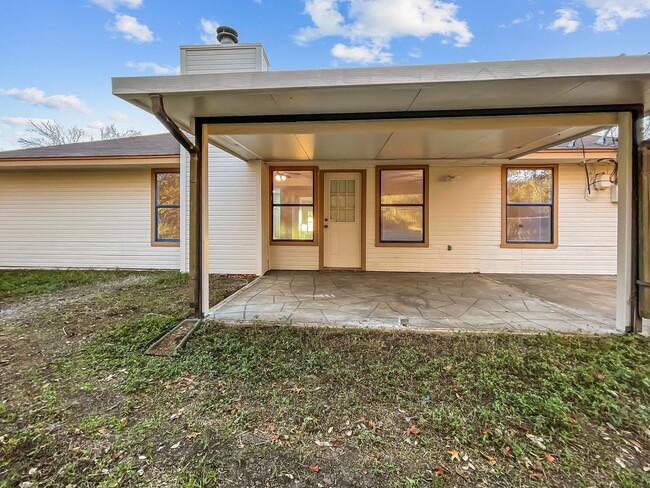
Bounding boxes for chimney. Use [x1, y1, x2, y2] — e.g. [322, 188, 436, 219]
[216, 26, 238, 44]
[180, 26, 269, 75]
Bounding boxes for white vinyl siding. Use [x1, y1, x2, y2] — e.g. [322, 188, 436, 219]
[0, 169, 179, 269]
[269, 163, 617, 275]
[180, 44, 269, 75]
[181, 146, 261, 275]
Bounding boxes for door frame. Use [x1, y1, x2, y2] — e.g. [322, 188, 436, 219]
[319, 169, 367, 270]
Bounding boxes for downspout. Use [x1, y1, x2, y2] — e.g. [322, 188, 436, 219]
[639, 140, 650, 330]
[150, 94, 202, 318]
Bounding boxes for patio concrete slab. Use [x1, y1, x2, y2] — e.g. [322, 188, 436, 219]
[209, 271, 618, 334]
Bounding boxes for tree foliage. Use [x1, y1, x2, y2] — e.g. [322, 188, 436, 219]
[17, 120, 142, 148]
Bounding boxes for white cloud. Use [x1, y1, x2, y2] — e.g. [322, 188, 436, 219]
[331, 43, 392, 63]
[409, 47, 422, 58]
[200, 18, 219, 44]
[499, 11, 535, 28]
[0, 87, 91, 114]
[109, 111, 129, 122]
[580, 0, 650, 31]
[295, 0, 473, 65]
[90, 0, 142, 12]
[126, 61, 180, 75]
[110, 14, 154, 43]
[548, 8, 580, 34]
[0, 117, 55, 126]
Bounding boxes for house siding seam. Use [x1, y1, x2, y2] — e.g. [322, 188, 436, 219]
[269, 163, 617, 274]
[0, 169, 179, 269]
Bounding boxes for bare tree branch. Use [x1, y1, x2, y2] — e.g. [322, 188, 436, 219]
[17, 120, 142, 148]
[100, 124, 141, 140]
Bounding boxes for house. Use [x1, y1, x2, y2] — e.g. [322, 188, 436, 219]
[0, 132, 620, 273]
[2, 33, 649, 333]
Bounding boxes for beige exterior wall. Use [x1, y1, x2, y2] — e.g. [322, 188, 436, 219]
[0, 168, 179, 269]
[269, 162, 617, 274]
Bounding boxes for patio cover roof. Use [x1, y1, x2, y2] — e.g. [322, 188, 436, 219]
[112, 55, 650, 162]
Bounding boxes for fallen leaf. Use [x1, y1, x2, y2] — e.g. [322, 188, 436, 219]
[330, 439, 343, 448]
[169, 409, 184, 421]
[185, 432, 200, 440]
[517, 424, 530, 432]
[481, 452, 497, 465]
[271, 434, 280, 443]
[528, 472, 544, 481]
[502, 446, 514, 459]
[309, 465, 321, 473]
[566, 415, 577, 424]
[171, 442, 180, 449]
[482, 427, 493, 436]
[97, 427, 109, 435]
[526, 433, 547, 450]
[596, 373, 605, 383]
[448, 450, 460, 462]
[545, 454, 556, 463]
[445, 364, 453, 371]
[406, 425, 420, 436]
[433, 465, 447, 477]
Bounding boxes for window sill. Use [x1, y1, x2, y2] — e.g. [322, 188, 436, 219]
[500, 243, 558, 249]
[151, 241, 180, 248]
[270, 240, 318, 246]
[375, 241, 429, 248]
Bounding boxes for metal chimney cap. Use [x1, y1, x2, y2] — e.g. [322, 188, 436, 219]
[217, 25, 239, 44]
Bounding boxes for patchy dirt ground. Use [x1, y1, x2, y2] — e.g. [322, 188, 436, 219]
[0, 270, 649, 487]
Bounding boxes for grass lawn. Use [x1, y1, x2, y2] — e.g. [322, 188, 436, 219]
[0, 270, 649, 487]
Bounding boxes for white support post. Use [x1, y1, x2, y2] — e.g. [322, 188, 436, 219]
[616, 112, 633, 332]
[200, 124, 210, 316]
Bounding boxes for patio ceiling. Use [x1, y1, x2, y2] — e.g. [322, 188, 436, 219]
[112, 55, 650, 162]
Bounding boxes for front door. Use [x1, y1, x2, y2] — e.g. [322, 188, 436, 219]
[323, 172, 362, 268]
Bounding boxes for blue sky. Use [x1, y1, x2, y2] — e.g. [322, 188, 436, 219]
[0, 0, 648, 150]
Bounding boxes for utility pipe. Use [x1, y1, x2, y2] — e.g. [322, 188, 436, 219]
[639, 141, 650, 324]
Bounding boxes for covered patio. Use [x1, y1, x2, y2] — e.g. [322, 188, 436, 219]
[210, 271, 616, 334]
[112, 54, 650, 334]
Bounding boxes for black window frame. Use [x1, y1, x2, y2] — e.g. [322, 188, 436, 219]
[153, 170, 181, 244]
[377, 167, 427, 245]
[271, 169, 316, 244]
[504, 166, 556, 245]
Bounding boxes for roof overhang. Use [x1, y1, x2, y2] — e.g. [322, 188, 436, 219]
[112, 55, 650, 162]
[0, 154, 179, 170]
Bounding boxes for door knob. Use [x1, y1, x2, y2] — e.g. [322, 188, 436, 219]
[324, 218, 329, 222]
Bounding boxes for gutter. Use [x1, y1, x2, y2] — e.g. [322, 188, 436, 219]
[150, 94, 197, 156]
[150, 94, 203, 318]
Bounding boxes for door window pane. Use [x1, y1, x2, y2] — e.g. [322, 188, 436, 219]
[380, 169, 424, 204]
[506, 206, 552, 243]
[329, 178, 356, 223]
[380, 207, 424, 242]
[273, 206, 314, 240]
